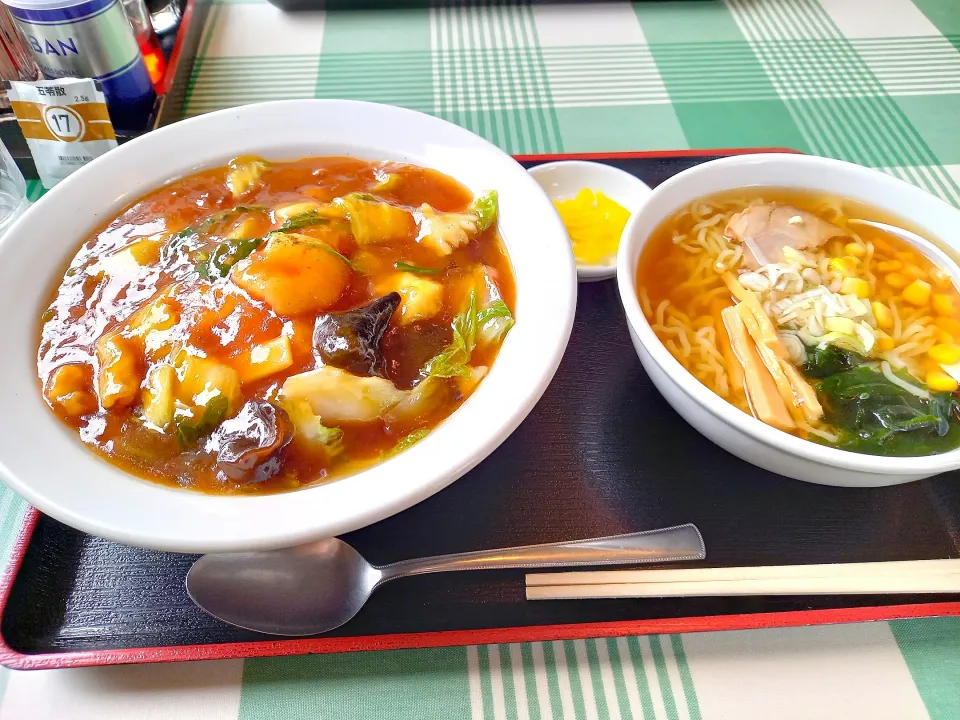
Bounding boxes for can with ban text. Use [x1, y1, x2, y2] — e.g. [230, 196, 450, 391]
[1, 0, 155, 129]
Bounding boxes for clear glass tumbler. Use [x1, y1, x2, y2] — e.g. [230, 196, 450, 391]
[0, 139, 29, 235]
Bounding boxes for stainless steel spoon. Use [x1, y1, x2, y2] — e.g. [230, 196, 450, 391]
[186, 524, 705, 636]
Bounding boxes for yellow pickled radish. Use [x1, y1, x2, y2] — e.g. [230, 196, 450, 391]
[929, 344, 960, 366]
[553, 188, 631, 266]
[871, 301, 893, 330]
[902, 279, 932, 307]
[927, 368, 959, 392]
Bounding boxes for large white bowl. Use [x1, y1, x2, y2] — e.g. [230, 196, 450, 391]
[617, 153, 960, 487]
[0, 100, 576, 551]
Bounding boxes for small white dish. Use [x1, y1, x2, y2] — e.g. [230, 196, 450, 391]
[529, 160, 652, 282]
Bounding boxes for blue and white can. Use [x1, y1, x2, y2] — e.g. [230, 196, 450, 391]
[3, 0, 155, 129]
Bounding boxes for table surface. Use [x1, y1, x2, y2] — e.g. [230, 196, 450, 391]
[4, 0, 960, 718]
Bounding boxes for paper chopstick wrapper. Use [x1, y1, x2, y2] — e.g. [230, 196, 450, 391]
[7, 78, 117, 189]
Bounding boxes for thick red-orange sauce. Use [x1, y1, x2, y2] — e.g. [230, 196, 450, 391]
[38, 157, 515, 495]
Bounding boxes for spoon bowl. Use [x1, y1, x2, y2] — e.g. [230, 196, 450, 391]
[849, 218, 960, 287]
[187, 538, 382, 636]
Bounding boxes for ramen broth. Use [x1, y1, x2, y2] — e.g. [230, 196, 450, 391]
[38, 156, 515, 494]
[637, 188, 960, 456]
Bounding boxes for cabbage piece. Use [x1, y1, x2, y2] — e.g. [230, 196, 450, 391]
[226, 157, 268, 198]
[423, 283, 514, 378]
[383, 376, 455, 432]
[338, 193, 414, 245]
[469, 190, 498, 232]
[280, 397, 344, 452]
[477, 299, 514, 347]
[382, 429, 429, 459]
[424, 290, 478, 378]
[280, 365, 407, 424]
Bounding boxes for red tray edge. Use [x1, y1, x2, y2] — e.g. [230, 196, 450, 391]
[159, 0, 197, 97]
[6, 145, 957, 671]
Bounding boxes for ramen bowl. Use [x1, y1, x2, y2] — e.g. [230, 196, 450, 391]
[617, 153, 960, 487]
[0, 100, 577, 552]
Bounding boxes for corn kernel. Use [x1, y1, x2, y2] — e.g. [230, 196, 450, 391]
[877, 260, 903, 273]
[829, 256, 859, 277]
[903, 279, 932, 307]
[903, 264, 928, 281]
[931, 268, 954, 289]
[933, 293, 955, 316]
[896, 251, 917, 263]
[844, 242, 866, 258]
[876, 334, 895, 351]
[871, 301, 893, 330]
[930, 344, 960, 365]
[937, 317, 960, 337]
[927, 369, 959, 393]
[936, 328, 955, 344]
[841, 276, 870, 298]
[885, 272, 908, 289]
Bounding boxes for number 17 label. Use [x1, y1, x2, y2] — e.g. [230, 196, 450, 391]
[43, 105, 84, 142]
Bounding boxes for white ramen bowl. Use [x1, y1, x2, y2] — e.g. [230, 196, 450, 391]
[0, 100, 577, 552]
[617, 153, 960, 487]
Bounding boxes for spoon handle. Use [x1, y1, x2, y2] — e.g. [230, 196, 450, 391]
[376, 524, 705, 581]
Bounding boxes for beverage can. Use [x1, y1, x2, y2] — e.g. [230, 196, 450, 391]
[2, 0, 155, 129]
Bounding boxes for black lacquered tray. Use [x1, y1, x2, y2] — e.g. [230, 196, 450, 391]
[3, 149, 960, 671]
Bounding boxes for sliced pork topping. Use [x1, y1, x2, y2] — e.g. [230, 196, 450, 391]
[725, 203, 848, 270]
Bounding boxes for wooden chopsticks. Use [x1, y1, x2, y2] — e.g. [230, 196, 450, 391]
[526, 559, 960, 600]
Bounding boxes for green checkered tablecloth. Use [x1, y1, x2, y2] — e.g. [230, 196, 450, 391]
[4, 1, 960, 718]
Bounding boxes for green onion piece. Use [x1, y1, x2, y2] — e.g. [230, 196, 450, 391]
[278, 210, 330, 232]
[394, 261, 441, 275]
